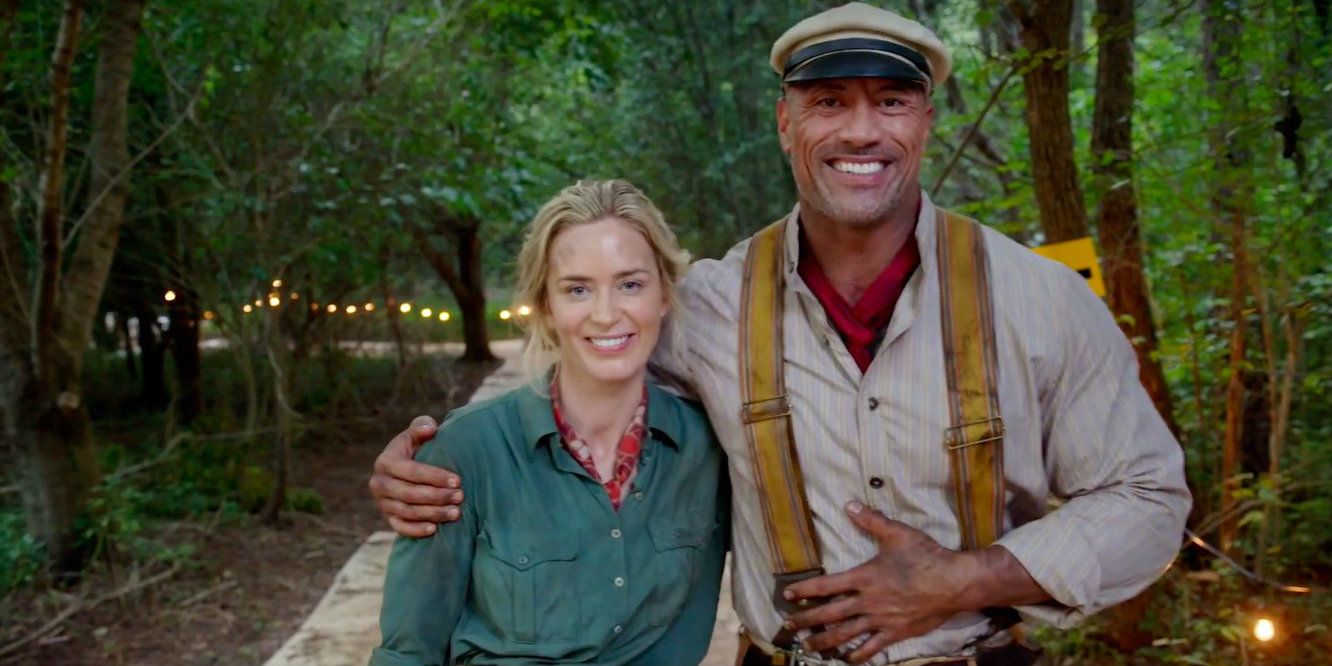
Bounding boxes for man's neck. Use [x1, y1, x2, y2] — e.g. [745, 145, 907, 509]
[800, 191, 921, 305]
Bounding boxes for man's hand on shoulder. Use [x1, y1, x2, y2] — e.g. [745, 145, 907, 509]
[368, 415, 465, 537]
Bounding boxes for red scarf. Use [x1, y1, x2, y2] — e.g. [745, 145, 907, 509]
[797, 228, 920, 373]
[550, 376, 648, 511]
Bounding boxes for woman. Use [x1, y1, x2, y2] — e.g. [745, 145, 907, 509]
[370, 180, 727, 666]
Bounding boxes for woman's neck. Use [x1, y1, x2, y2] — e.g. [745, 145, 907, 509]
[556, 366, 645, 456]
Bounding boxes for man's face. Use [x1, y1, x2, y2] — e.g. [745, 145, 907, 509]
[777, 77, 934, 228]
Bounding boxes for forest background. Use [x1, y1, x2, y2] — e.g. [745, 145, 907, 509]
[1, 0, 1330, 664]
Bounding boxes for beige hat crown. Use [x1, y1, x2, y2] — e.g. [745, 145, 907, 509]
[770, 2, 952, 88]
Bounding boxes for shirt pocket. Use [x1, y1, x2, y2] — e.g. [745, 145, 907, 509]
[473, 528, 580, 644]
[644, 516, 713, 627]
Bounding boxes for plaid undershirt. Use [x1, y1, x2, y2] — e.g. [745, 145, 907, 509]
[550, 375, 648, 511]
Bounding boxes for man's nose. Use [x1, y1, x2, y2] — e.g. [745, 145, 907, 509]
[838, 100, 879, 146]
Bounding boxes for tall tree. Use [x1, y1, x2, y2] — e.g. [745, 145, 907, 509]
[1, 0, 147, 572]
[1203, 0, 1251, 557]
[1005, 0, 1090, 242]
[1090, 0, 1178, 434]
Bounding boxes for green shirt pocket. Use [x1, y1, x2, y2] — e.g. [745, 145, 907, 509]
[474, 528, 581, 644]
[645, 517, 712, 627]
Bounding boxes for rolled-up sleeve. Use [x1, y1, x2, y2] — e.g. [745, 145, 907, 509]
[996, 269, 1191, 627]
[370, 444, 477, 665]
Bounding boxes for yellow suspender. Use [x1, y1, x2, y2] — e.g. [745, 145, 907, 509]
[737, 210, 1006, 597]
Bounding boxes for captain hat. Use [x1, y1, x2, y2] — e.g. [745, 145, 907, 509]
[770, 2, 952, 92]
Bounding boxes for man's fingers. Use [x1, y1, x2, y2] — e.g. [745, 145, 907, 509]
[379, 497, 461, 524]
[845, 500, 910, 547]
[375, 475, 463, 506]
[846, 631, 894, 665]
[379, 457, 460, 489]
[387, 515, 436, 538]
[800, 613, 874, 653]
[784, 568, 861, 603]
[407, 415, 438, 448]
[786, 595, 861, 632]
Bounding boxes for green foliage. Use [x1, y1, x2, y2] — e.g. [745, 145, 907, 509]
[0, 511, 45, 592]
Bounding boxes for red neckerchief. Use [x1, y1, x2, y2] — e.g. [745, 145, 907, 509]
[550, 375, 648, 511]
[797, 222, 921, 373]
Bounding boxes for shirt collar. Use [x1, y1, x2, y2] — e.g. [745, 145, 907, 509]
[782, 189, 939, 279]
[513, 379, 684, 451]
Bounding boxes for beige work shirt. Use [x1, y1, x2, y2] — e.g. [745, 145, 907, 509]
[654, 192, 1191, 664]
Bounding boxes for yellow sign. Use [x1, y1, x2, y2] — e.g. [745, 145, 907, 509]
[1032, 237, 1105, 297]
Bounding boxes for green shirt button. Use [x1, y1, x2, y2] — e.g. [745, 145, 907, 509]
[613, 624, 623, 634]
[518, 555, 529, 564]
[613, 576, 625, 587]
[610, 528, 622, 539]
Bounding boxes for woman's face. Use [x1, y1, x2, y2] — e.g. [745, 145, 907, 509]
[544, 217, 669, 389]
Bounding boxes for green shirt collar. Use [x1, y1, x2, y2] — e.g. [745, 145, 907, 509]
[513, 381, 685, 451]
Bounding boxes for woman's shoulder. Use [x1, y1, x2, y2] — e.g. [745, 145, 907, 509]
[646, 382, 718, 451]
[414, 385, 538, 468]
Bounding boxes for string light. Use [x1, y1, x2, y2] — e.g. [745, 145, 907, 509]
[1253, 618, 1276, 642]
[203, 311, 215, 321]
[311, 303, 319, 311]
[516, 305, 531, 316]
[399, 303, 412, 314]
[272, 279, 283, 288]
[364, 302, 375, 312]
[421, 308, 433, 318]
[438, 311, 450, 322]
[269, 296, 281, 307]
[253, 299, 263, 307]
[346, 305, 357, 314]
[499, 309, 512, 321]
[164, 290, 177, 302]
[242, 304, 253, 314]
[326, 304, 337, 314]
[291, 292, 300, 301]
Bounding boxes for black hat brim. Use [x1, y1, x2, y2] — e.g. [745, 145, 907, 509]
[783, 50, 930, 85]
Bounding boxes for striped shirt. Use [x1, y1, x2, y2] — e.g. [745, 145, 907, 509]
[654, 191, 1191, 664]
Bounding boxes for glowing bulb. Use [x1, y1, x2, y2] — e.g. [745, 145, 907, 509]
[1254, 618, 1275, 642]
[364, 302, 375, 312]
[438, 311, 450, 322]
[254, 299, 263, 307]
[269, 296, 281, 307]
[291, 292, 300, 301]
[164, 290, 177, 302]
[517, 305, 531, 316]
[311, 303, 319, 311]
[346, 305, 357, 314]
[326, 304, 337, 313]
[203, 310, 215, 320]
[272, 279, 283, 288]
[400, 303, 412, 313]
[242, 304, 253, 314]
[499, 309, 512, 321]
[421, 308, 433, 318]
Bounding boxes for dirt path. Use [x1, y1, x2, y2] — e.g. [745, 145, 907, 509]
[1, 357, 498, 666]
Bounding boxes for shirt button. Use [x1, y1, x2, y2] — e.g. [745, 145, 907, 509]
[869, 477, 885, 489]
[610, 528, 622, 539]
[867, 397, 880, 411]
[613, 576, 625, 587]
[518, 556, 529, 564]
[613, 624, 624, 634]
[633, 491, 644, 500]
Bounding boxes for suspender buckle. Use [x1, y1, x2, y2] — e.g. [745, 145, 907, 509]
[742, 395, 792, 424]
[945, 416, 1004, 451]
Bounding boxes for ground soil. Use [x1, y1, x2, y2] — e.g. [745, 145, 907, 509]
[0, 357, 497, 666]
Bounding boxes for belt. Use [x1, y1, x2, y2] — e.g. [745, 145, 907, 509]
[737, 633, 1044, 666]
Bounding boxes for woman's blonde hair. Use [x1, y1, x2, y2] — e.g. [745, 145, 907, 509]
[514, 179, 691, 381]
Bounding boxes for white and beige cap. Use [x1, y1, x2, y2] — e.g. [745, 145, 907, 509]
[770, 2, 952, 91]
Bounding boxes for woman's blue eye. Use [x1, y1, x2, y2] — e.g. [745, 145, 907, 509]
[621, 280, 643, 292]
[567, 285, 589, 296]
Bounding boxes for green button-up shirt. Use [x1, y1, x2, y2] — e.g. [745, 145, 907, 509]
[371, 382, 728, 666]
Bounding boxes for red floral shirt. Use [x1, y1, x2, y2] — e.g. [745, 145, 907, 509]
[550, 377, 648, 511]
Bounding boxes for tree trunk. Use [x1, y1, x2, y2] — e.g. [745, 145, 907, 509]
[1090, 0, 1178, 435]
[168, 290, 203, 423]
[453, 224, 495, 362]
[410, 216, 497, 363]
[1006, 0, 1090, 241]
[1203, 0, 1250, 557]
[137, 308, 168, 409]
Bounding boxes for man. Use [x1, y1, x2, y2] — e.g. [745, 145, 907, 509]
[368, 4, 1191, 665]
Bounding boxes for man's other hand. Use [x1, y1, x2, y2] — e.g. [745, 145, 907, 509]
[368, 415, 464, 537]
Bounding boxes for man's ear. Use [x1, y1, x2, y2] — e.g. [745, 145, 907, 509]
[777, 96, 791, 154]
